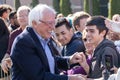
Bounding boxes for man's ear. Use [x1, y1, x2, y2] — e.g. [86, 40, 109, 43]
[70, 27, 74, 33]
[32, 20, 37, 27]
[101, 30, 106, 37]
[75, 25, 80, 31]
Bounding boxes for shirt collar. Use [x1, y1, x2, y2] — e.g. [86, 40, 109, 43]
[33, 29, 50, 43]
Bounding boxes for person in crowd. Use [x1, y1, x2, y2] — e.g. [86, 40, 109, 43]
[0, 4, 10, 62]
[72, 11, 90, 38]
[8, 11, 20, 32]
[0, 4, 11, 79]
[80, 16, 119, 79]
[1, 6, 31, 74]
[54, 17, 86, 72]
[62, 30, 94, 75]
[54, 17, 85, 57]
[0, 4, 12, 26]
[10, 4, 87, 80]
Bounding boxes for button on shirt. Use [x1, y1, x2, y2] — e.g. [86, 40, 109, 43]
[34, 30, 55, 74]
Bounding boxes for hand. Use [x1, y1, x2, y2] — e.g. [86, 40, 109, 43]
[105, 19, 120, 33]
[78, 52, 89, 74]
[68, 74, 87, 80]
[1, 57, 12, 73]
[69, 52, 82, 64]
[78, 52, 87, 66]
[105, 19, 113, 30]
[110, 66, 118, 74]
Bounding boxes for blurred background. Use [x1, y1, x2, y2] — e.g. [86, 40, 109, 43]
[0, 0, 120, 18]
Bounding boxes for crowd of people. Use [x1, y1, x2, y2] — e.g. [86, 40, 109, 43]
[0, 3, 120, 80]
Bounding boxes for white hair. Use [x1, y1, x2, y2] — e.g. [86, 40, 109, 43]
[28, 4, 56, 26]
[17, 6, 31, 17]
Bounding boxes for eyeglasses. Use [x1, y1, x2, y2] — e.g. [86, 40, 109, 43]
[39, 20, 55, 27]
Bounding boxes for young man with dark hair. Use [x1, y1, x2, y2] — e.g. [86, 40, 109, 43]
[55, 17, 85, 56]
[80, 16, 119, 79]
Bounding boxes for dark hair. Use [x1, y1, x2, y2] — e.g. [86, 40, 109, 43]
[55, 17, 72, 30]
[9, 11, 16, 19]
[86, 16, 108, 38]
[0, 4, 12, 17]
[0, 6, 7, 17]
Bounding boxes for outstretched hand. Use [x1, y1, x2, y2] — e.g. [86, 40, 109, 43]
[105, 19, 120, 33]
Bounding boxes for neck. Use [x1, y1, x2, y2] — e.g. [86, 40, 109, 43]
[21, 25, 26, 30]
[94, 38, 104, 48]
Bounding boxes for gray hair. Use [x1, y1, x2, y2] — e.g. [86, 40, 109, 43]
[28, 4, 56, 26]
[17, 6, 31, 17]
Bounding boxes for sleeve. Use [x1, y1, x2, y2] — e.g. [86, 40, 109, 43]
[56, 56, 70, 70]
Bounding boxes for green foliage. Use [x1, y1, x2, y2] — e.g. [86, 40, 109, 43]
[60, 0, 72, 16]
[108, 0, 120, 19]
[84, 0, 100, 16]
[83, 0, 89, 13]
[14, 0, 21, 10]
[30, 0, 39, 8]
[92, 0, 100, 15]
[53, 0, 60, 13]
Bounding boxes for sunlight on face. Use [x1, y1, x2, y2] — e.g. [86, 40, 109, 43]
[34, 11, 56, 39]
[85, 25, 103, 47]
[54, 25, 73, 46]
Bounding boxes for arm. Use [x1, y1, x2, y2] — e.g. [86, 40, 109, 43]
[78, 52, 90, 75]
[1, 53, 11, 73]
[11, 36, 88, 80]
[105, 19, 120, 33]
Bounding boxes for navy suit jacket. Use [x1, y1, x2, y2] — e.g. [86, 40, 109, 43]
[10, 27, 68, 80]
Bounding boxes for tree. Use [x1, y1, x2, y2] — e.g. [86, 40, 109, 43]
[53, 0, 60, 14]
[30, 0, 39, 8]
[14, 0, 21, 10]
[84, 0, 109, 17]
[84, 0, 89, 14]
[84, 0, 100, 16]
[60, 0, 72, 16]
[108, 0, 120, 19]
[99, 0, 108, 17]
[92, 0, 100, 16]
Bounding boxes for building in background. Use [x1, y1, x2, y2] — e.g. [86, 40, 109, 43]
[4, 0, 83, 13]
[0, 0, 4, 4]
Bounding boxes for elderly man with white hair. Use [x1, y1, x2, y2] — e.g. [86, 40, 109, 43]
[10, 4, 87, 80]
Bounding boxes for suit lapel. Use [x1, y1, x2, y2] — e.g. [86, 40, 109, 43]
[27, 27, 50, 72]
[47, 39, 60, 74]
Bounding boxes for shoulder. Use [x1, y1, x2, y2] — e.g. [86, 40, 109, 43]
[10, 27, 22, 36]
[0, 18, 4, 22]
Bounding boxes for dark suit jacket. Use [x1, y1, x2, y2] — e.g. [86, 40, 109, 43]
[0, 18, 9, 62]
[10, 27, 68, 80]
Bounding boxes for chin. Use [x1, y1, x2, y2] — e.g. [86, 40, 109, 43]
[45, 35, 52, 39]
